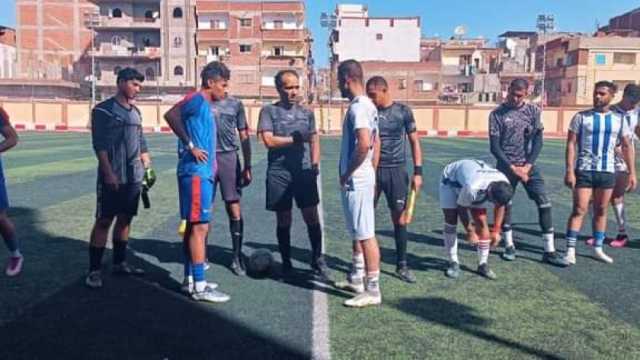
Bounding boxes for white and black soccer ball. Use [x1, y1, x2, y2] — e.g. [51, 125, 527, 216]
[248, 249, 274, 275]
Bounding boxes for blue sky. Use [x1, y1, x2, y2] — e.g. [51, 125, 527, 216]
[2, 1, 639, 68]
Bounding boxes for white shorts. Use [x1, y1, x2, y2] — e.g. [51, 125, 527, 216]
[438, 182, 486, 210]
[341, 185, 375, 241]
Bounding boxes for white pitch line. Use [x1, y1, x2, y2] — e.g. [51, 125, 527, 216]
[312, 169, 331, 360]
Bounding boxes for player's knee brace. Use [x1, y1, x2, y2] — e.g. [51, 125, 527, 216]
[538, 202, 553, 234]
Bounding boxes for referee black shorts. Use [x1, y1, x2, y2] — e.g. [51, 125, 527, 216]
[266, 167, 319, 212]
[376, 166, 409, 212]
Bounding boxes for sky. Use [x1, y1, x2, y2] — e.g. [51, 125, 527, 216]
[1, 0, 639, 68]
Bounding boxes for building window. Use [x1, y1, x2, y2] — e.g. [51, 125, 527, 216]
[399, 78, 407, 90]
[174, 66, 184, 76]
[273, 46, 284, 56]
[614, 52, 636, 65]
[210, 46, 220, 56]
[240, 18, 252, 27]
[240, 44, 252, 53]
[274, 20, 284, 29]
[212, 20, 225, 29]
[111, 35, 122, 46]
[145, 67, 155, 81]
[112, 8, 122, 18]
[376, 33, 383, 40]
[143, 37, 152, 47]
[415, 80, 433, 92]
[173, 7, 183, 19]
[113, 66, 122, 75]
[145, 10, 154, 19]
[174, 37, 183, 48]
[595, 54, 606, 65]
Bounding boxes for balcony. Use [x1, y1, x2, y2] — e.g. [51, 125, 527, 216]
[93, 17, 161, 30]
[261, 29, 306, 42]
[91, 46, 162, 59]
[197, 29, 230, 42]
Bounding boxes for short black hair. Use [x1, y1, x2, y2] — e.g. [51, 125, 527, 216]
[201, 61, 230, 88]
[489, 181, 514, 206]
[594, 81, 617, 94]
[117, 67, 144, 84]
[338, 59, 363, 83]
[366, 76, 388, 90]
[274, 70, 299, 90]
[623, 83, 640, 103]
[509, 78, 529, 91]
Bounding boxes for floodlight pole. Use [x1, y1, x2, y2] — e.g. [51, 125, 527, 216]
[320, 11, 337, 133]
[537, 14, 555, 109]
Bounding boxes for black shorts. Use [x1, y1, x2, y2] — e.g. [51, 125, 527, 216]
[96, 181, 141, 219]
[266, 168, 319, 212]
[575, 171, 616, 189]
[376, 166, 409, 212]
[496, 163, 550, 206]
[215, 151, 242, 203]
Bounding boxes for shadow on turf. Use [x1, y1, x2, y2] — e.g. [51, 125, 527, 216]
[0, 207, 308, 360]
[395, 297, 563, 360]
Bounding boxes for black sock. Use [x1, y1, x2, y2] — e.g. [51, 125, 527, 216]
[394, 224, 408, 268]
[307, 223, 323, 266]
[276, 226, 291, 265]
[89, 245, 106, 271]
[113, 239, 127, 265]
[230, 218, 243, 260]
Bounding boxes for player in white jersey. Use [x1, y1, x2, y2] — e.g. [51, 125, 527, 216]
[334, 59, 382, 308]
[564, 81, 636, 265]
[607, 84, 640, 248]
[439, 159, 514, 279]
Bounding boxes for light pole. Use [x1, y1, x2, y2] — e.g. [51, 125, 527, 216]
[536, 14, 555, 108]
[320, 11, 337, 133]
[84, 10, 100, 108]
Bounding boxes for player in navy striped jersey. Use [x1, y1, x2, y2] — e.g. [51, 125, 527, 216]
[564, 81, 636, 265]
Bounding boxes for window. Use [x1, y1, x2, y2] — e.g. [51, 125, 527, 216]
[173, 7, 183, 19]
[210, 46, 220, 56]
[145, 10, 154, 19]
[174, 66, 184, 76]
[240, 18, 252, 27]
[112, 8, 122, 18]
[274, 20, 284, 29]
[376, 33, 383, 40]
[113, 66, 122, 75]
[273, 46, 284, 56]
[614, 52, 636, 65]
[212, 20, 225, 29]
[595, 53, 606, 65]
[173, 37, 183, 48]
[111, 35, 122, 46]
[414, 80, 433, 92]
[145, 67, 155, 81]
[143, 37, 151, 47]
[240, 44, 252, 53]
[399, 78, 407, 90]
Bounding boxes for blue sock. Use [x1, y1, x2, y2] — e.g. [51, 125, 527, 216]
[193, 263, 205, 283]
[183, 260, 192, 278]
[566, 230, 579, 248]
[594, 231, 606, 248]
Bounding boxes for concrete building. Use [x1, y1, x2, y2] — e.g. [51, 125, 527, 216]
[0, 27, 16, 79]
[329, 4, 421, 63]
[195, 0, 312, 101]
[600, 7, 640, 36]
[89, 0, 198, 100]
[543, 35, 640, 106]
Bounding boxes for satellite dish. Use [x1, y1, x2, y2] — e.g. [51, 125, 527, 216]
[454, 25, 466, 38]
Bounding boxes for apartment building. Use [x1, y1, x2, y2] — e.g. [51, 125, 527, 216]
[0, 27, 16, 79]
[195, 0, 312, 101]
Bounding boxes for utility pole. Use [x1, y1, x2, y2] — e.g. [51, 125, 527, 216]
[320, 11, 337, 133]
[84, 10, 100, 108]
[536, 14, 555, 109]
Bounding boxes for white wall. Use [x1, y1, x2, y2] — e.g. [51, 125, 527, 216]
[333, 18, 420, 62]
[0, 44, 16, 79]
[198, 14, 228, 30]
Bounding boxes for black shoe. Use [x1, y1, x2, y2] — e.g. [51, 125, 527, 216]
[112, 262, 145, 276]
[477, 263, 496, 280]
[445, 261, 460, 279]
[312, 260, 332, 283]
[230, 257, 246, 276]
[501, 246, 517, 261]
[396, 266, 417, 283]
[542, 251, 570, 267]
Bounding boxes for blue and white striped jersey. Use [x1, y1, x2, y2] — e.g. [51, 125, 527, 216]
[568, 109, 632, 173]
[612, 105, 639, 172]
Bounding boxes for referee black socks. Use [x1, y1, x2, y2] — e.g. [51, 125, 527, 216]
[307, 223, 323, 264]
[277, 226, 292, 266]
[394, 224, 408, 268]
[230, 218, 244, 260]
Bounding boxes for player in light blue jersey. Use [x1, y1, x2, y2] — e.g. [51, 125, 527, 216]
[564, 81, 636, 265]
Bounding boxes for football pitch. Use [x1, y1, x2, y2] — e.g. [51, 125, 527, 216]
[1, 132, 640, 360]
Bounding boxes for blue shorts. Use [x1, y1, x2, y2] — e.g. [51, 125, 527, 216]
[0, 160, 8, 211]
[178, 175, 214, 223]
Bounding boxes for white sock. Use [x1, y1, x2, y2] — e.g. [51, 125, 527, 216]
[366, 271, 380, 293]
[352, 252, 365, 279]
[195, 280, 207, 292]
[503, 230, 514, 248]
[543, 233, 555, 253]
[477, 239, 490, 265]
[613, 203, 626, 234]
[444, 223, 459, 263]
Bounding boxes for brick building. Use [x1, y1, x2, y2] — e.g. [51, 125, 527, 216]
[195, 0, 312, 101]
[0, 26, 16, 79]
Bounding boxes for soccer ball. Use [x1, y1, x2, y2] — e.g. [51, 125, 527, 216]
[248, 249, 274, 275]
